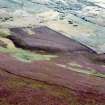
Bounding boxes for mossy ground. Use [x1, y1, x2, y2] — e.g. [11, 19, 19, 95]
[0, 47, 57, 62]
[57, 62, 105, 78]
[0, 29, 10, 38]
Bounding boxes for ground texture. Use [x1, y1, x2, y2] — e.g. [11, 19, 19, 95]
[0, 27, 105, 105]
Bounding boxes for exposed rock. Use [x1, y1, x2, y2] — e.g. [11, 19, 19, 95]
[0, 37, 15, 49]
[0, 40, 7, 48]
[0, 0, 105, 54]
[9, 26, 94, 53]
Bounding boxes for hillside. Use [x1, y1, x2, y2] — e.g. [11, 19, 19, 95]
[0, 0, 105, 105]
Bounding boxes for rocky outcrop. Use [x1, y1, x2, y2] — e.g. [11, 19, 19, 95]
[9, 26, 94, 53]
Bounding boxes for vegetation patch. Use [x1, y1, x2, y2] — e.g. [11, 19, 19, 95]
[0, 29, 10, 38]
[0, 46, 57, 62]
[56, 63, 105, 78]
[0, 100, 11, 105]
[14, 50, 57, 62]
[0, 36, 57, 62]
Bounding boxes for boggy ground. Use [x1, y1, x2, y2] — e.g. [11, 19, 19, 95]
[0, 26, 105, 105]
